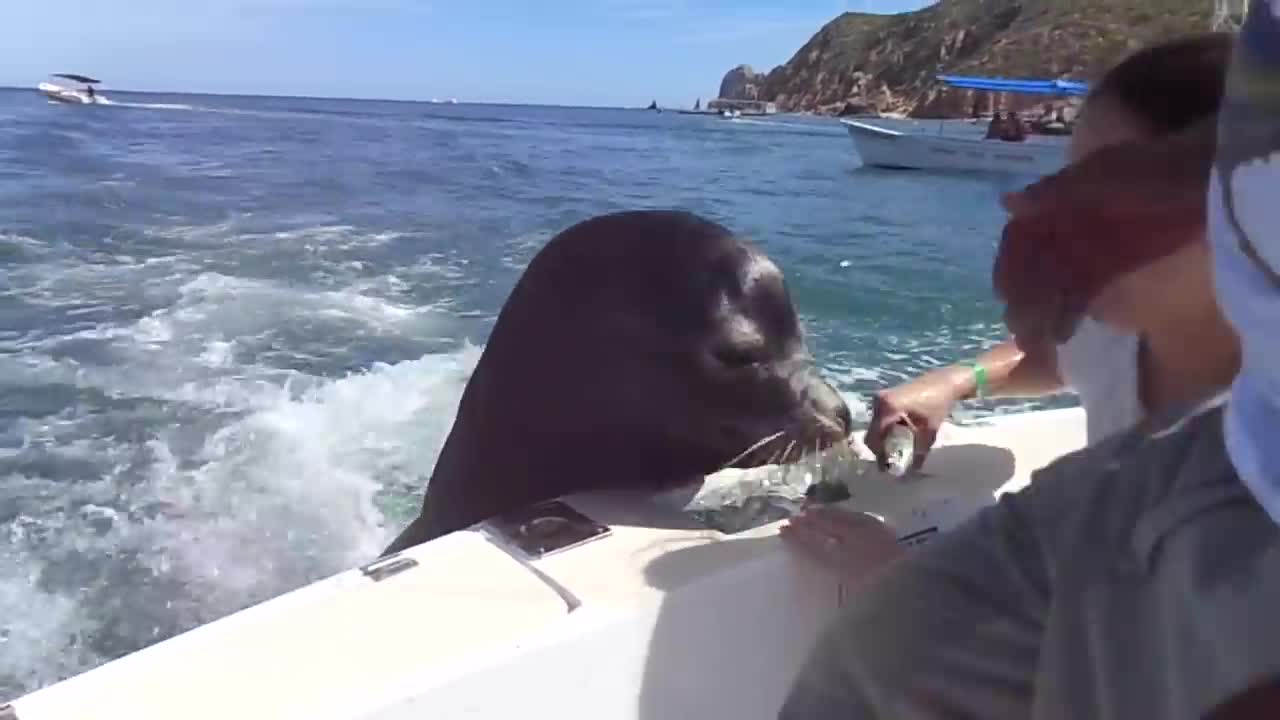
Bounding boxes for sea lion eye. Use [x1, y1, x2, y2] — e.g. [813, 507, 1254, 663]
[712, 343, 765, 368]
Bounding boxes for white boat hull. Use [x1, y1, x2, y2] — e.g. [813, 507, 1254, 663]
[37, 82, 107, 105]
[842, 119, 1067, 176]
[3, 407, 1087, 720]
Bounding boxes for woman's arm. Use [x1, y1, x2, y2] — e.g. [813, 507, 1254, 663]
[865, 338, 1067, 466]
[929, 338, 1065, 402]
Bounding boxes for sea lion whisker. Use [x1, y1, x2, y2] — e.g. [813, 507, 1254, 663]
[720, 430, 787, 471]
[763, 436, 793, 468]
[800, 406, 859, 465]
[765, 447, 781, 466]
[773, 438, 795, 466]
[811, 409, 844, 436]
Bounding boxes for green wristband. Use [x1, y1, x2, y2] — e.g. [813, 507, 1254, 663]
[971, 364, 989, 398]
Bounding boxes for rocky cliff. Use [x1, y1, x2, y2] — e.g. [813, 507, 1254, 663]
[719, 65, 767, 101]
[740, 0, 1214, 117]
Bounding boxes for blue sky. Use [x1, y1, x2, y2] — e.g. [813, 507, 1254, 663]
[2, 0, 930, 106]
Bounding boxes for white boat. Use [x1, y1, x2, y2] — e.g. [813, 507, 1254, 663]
[37, 74, 109, 105]
[1, 407, 1086, 720]
[843, 73, 1087, 176]
[843, 119, 1070, 176]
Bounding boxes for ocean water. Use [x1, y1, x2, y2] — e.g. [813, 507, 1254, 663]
[0, 89, 1072, 697]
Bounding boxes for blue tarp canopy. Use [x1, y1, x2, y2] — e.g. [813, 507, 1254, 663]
[52, 73, 101, 84]
[936, 74, 1089, 97]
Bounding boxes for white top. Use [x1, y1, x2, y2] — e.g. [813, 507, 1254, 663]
[1206, 0, 1280, 523]
[1211, 161, 1280, 523]
[1054, 317, 1143, 446]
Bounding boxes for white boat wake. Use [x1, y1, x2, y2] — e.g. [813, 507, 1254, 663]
[107, 101, 197, 111]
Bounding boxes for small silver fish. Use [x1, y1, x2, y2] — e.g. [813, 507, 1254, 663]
[882, 423, 916, 478]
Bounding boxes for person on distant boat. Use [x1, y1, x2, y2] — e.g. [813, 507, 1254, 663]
[999, 111, 1027, 141]
[782, 32, 1236, 587]
[984, 111, 1004, 139]
[86, 85, 95, 100]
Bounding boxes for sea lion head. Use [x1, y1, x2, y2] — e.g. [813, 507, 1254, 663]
[383, 209, 851, 552]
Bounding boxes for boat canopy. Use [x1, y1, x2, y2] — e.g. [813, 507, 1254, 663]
[52, 73, 101, 84]
[937, 74, 1088, 97]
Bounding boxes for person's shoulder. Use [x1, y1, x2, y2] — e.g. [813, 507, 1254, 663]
[988, 397, 1230, 570]
[1027, 393, 1232, 505]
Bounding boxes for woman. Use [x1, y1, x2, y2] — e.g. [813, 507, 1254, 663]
[785, 33, 1242, 581]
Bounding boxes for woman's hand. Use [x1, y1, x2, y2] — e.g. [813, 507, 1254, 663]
[864, 369, 965, 471]
[781, 506, 903, 587]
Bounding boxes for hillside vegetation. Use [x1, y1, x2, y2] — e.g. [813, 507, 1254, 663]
[729, 0, 1214, 117]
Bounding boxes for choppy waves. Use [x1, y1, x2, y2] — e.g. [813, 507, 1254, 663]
[0, 222, 491, 696]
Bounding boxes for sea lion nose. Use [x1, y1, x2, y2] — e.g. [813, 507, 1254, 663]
[835, 396, 853, 435]
[832, 393, 853, 435]
[807, 373, 852, 437]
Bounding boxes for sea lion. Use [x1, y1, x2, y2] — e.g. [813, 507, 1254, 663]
[382, 210, 852, 556]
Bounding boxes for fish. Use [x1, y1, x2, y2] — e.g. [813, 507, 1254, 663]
[882, 422, 916, 478]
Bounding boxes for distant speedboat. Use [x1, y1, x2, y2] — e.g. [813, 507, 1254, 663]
[37, 73, 109, 105]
